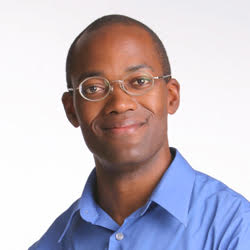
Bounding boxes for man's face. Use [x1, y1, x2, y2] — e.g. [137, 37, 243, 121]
[63, 24, 179, 171]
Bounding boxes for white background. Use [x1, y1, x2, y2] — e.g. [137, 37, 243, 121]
[1, 0, 249, 249]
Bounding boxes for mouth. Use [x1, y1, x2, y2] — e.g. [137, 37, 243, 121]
[103, 123, 145, 134]
[101, 119, 147, 136]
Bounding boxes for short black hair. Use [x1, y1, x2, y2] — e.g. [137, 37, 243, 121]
[66, 14, 171, 89]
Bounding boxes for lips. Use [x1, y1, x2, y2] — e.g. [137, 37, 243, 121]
[100, 118, 147, 135]
[102, 120, 145, 129]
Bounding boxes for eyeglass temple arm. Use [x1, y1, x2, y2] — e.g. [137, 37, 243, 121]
[153, 74, 171, 80]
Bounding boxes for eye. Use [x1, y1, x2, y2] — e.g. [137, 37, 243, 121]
[82, 85, 105, 95]
[84, 85, 104, 94]
[81, 78, 107, 96]
[136, 78, 148, 85]
[131, 77, 151, 88]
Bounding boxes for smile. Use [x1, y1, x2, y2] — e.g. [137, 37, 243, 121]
[102, 122, 146, 135]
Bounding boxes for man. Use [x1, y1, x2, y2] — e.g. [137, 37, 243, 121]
[29, 15, 250, 250]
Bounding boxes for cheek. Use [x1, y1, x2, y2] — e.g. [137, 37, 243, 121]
[74, 97, 102, 127]
[139, 87, 169, 141]
[138, 86, 168, 119]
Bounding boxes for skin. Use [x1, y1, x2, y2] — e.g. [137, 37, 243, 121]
[62, 24, 180, 225]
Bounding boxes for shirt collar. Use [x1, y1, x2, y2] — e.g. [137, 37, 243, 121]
[58, 168, 100, 243]
[58, 147, 195, 242]
[149, 147, 195, 227]
[58, 199, 80, 243]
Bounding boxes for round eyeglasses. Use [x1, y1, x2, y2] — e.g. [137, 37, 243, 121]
[68, 71, 171, 102]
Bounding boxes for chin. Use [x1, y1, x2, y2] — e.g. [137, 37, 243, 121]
[94, 147, 149, 172]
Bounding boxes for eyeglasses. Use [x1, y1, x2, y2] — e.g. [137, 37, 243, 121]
[68, 71, 171, 102]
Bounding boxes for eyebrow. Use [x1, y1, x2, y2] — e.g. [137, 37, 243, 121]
[77, 64, 154, 83]
[125, 64, 154, 73]
[78, 71, 104, 83]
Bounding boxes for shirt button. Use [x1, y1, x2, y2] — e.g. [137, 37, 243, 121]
[115, 232, 124, 241]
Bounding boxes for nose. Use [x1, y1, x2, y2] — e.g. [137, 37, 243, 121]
[103, 80, 138, 115]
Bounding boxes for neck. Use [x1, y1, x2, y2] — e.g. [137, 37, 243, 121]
[94, 143, 172, 226]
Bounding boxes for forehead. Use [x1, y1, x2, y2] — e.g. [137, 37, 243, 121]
[70, 24, 162, 83]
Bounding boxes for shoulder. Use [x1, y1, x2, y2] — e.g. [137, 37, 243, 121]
[193, 169, 250, 208]
[191, 170, 250, 249]
[28, 199, 79, 250]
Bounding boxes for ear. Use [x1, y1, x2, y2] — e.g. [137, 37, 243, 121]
[166, 78, 180, 114]
[61, 92, 80, 128]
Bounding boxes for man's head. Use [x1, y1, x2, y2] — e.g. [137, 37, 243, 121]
[66, 14, 171, 90]
[62, 14, 180, 172]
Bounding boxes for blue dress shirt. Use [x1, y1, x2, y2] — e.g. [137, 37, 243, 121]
[29, 148, 250, 250]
